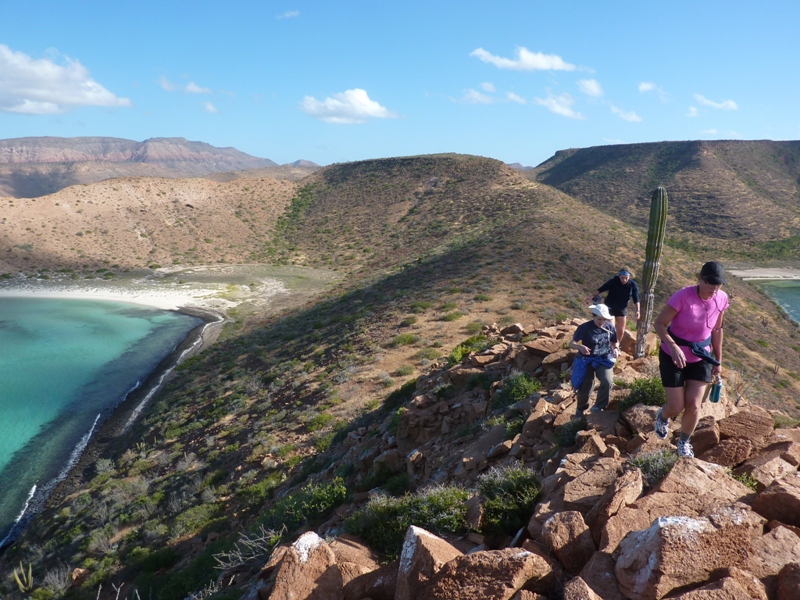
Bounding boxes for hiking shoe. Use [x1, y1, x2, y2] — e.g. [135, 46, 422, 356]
[574, 410, 585, 420]
[654, 408, 669, 440]
[590, 406, 603, 413]
[677, 440, 694, 458]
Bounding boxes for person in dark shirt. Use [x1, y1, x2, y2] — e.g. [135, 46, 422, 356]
[569, 304, 620, 416]
[591, 268, 640, 342]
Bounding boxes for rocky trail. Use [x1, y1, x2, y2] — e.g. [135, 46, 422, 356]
[245, 321, 800, 600]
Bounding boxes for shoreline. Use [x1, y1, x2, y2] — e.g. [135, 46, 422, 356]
[729, 267, 800, 281]
[0, 287, 229, 549]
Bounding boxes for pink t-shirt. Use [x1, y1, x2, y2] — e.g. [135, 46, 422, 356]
[661, 285, 729, 363]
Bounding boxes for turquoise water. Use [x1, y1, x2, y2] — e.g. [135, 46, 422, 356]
[755, 280, 800, 327]
[0, 298, 201, 545]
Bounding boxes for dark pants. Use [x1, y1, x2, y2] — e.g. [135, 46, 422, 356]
[576, 363, 614, 411]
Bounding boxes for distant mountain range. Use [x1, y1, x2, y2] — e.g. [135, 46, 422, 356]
[0, 137, 319, 198]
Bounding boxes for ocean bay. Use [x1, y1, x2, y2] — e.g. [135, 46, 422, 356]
[0, 298, 202, 544]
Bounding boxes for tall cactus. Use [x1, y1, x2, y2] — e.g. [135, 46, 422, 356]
[634, 187, 669, 358]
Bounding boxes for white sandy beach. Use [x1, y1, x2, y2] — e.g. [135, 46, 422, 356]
[729, 268, 800, 281]
[0, 276, 287, 312]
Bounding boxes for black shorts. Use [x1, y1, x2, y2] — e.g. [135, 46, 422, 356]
[608, 307, 627, 317]
[659, 348, 712, 388]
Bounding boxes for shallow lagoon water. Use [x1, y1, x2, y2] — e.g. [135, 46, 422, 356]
[755, 280, 800, 327]
[0, 298, 201, 544]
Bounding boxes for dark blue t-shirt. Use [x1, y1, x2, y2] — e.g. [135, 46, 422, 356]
[598, 277, 640, 311]
[573, 320, 618, 358]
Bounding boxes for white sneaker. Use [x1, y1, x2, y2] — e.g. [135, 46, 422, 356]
[654, 408, 669, 440]
[677, 440, 694, 458]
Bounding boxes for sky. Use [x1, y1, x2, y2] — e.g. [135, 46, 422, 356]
[1, 1, 798, 167]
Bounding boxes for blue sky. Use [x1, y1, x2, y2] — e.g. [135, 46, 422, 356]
[1, 1, 798, 167]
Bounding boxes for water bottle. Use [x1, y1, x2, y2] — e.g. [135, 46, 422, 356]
[709, 376, 722, 403]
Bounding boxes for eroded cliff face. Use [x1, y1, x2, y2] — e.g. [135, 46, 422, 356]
[0, 136, 278, 198]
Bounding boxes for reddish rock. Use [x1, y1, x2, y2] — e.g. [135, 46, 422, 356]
[698, 436, 754, 467]
[747, 526, 800, 597]
[509, 591, 546, 600]
[671, 577, 755, 599]
[270, 532, 343, 600]
[329, 534, 381, 572]
[524, 337, 564, 356]
[601, 459, 754, 553]
[614, 507, 765, 600]
[396, 526, 463, 600]
[343, 560, 398, 600]
[718, 406, 775, 446]
[778, 562, 800, 600]
[419, 549, 552, 600]
[578, 552, 624, 600]
[723, 566, 769, 600]
[562, 576, 603, 600]
[541, 511, 596, 576]
[753, 472, 800, 526]
[585, 468, 643, 545]
[691, 417, 720, 456]
[562, 458, 625, 512]
[621, 405, 669, 436]
[735, 456, 796, 491]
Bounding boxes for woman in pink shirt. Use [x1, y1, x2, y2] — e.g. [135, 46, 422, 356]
[653, 261, 728, 458]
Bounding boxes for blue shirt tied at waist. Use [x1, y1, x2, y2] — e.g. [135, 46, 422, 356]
[667, 327, 720, 366]
[571, 354, 616, 390]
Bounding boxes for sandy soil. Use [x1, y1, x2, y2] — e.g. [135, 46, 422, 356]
[729, 268, 800, 280]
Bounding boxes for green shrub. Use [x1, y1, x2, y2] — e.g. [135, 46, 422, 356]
[172, 504, 220, 538]
[618, 377, 666, 412]
[440, 301, 458, 311]
[731, 471, 759, 492]
[465, 321, 484, 334]
[261, 479, 348, 532]
[383, 380, 417, 411]
[414, 347, 441, 361]
[447, 335, 489, 366]
[441, 311, 464, 322]
[410, 301, 433, 313]
[345, 486, 470, 558]
[477, 465, 542, 537]
[473, 294, 492, 302]
[493, 372, 541, 409]
[555, 417, 587, 447]
[238, 472, 284, 507]
[394, 365, 415, 377]
[399, 316, 418, 327]
[629, 450, 678, 491]
[392, 333, 420, 346]
[306, 412, 335, 432]
[774, 414, 800, 429]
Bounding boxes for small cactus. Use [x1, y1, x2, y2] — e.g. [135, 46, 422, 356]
[635, 187, 668, 358]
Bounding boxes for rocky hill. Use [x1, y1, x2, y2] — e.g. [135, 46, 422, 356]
[0, 137, 281, 198]
[531, 140, 800, 247]
[2, 152, 800, 600]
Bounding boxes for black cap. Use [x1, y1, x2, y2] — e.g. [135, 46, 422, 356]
[700, 261, 726, 285]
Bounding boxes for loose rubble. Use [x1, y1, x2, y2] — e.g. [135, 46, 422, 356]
[247, 321, 800, 599]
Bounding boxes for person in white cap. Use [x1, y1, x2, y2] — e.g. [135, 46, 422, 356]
[569, 304, 620, 417]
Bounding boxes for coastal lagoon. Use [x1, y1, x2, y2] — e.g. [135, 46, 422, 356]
[755, 280, 800, 327]
[0, 298, 202, 545]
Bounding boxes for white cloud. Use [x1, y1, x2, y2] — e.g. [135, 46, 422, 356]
[534, 92, 583, 119]
[687, 106, 699, 117]
[278, 10, 300, 19]
[185, 81, 211, 94]
[0, 44, 131, 114]
[461, 88, 494, 104]
[701, 129, 719, 135]
[160, 76, 212, 94]
[507, 92, 526, 104]
[639, 81, 668, 101]
[481, 82, 495, 92]
[202, 102, 218, 113]
[470, 47, 575, 71]
[300, 88, 397, 124]
[694, 94, 738, 110]
[577, 79, 603, 97]
[611, 105, 642, 122]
